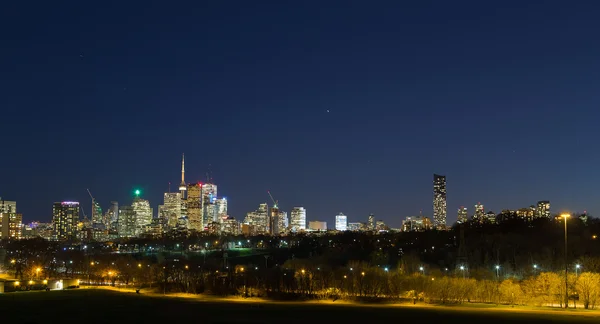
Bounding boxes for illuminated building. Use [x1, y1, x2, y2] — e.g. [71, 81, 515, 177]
[132, 197, 153, 236]
[290, 207, 306, 232]
[335, 213, 347, 231]
[270, 206, 282, 235]
[516, 206, 535, 221]
[91, 197, 103, 227]
[216, 197, 228, 221]
[117, 206, 136, 238]
[308, 221, 327, 231]
[186, 183, 202, 231]
[201, 183, 217, 225]
[376, 220, 388, 231]
[347, 222, 363, 231]
[52, 201, 80, 240]
[433, 174, 447, 230]
[105, 201, 119, 230]
[0, 212, 22, 239]
[484, 211, 496, 223]
[244, 203, 269, 234]
[0, 198, 17, 214]
[161, 192, 181, 230]
[457, 207, 468, 224]
[367, 214, 375, 230]
[536, 201, 550, 218]
[473, 202, 484, 221]
[402, 216, 432, 232]
[221, 217, 240, 235]
[179, 153, 187, 200]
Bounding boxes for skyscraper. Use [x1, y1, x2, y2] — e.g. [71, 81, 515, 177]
[52, 201, 80, 240]
[367, 214, 375, 230]
[457, 207, 468, 224]
[178, 154, 187, 219]
[201, 183, 217, 225]
[335, 213, 348, 231]
[118, 206, 136, 238]
[187, 183, 202, 231]
[474, 202, 484, 221]
[244, 203, 269, 234]
[216, 197, 228, 221]
[132, 197, 153, 236]
[161, 192, 181, 229]
[106, 201, 119, 230]
[289, 207, 306, 232]
[91, 198, 103, 226]
[433, 174, 447, 229]
[0, 198, 17, 214]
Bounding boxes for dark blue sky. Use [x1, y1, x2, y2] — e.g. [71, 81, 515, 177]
[2, 1, 599, 227]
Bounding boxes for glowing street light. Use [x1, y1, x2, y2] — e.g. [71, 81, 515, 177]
[301, 269, 305, 274]
[36, 267, 42, 279]
[495, 265, 500, 279]
[575, 264, 581, 276]
[10, 259, 16, 264]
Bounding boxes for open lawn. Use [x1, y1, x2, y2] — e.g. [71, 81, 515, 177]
[1, 289, 600, 323]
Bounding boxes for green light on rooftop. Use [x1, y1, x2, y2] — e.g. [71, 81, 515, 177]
[134, 189, 141, 196]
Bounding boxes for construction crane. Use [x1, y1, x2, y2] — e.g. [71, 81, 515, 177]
[87, 189, 96, 223]
[267, 190, 278, 208]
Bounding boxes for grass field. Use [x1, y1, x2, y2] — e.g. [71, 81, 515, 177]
[1, 289, 600, 323]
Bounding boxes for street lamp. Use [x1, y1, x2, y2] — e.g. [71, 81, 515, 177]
[419, 266, 424, 275]
[495, 265, 500, 279]
[36, 267, 41, 280]
[459, 266, 466, 279]
[575, 264, 581, 276]
[561, 213, 570, 308]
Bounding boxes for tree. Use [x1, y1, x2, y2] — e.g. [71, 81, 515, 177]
[575, 272, 600, 309]
[499, 279, 523, 305]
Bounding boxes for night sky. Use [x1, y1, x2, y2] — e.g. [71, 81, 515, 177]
[2, 1, 600, 227]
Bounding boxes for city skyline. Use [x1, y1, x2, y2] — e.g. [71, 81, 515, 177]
[2, 2, 599, 227]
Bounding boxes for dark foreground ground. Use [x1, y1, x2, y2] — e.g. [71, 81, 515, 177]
[1, 289, 599, 324]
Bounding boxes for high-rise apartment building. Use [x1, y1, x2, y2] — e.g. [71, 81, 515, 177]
[433, 174, 447, 230]
[0, 198, 17, 214]
[457, 207, 468, 224]
[91, 198, 103, 226]
[52, 201, 80, 240]
[536, 201, 550, 218]
[289, 207, 306, 232]
[201, 183, 217, 225]
[132, 197, 153, 236]
[0, 212, 22, 239]
[335, 213, 347, 231]
[105, 201, 119, 230]
[187, 183, 202, 231]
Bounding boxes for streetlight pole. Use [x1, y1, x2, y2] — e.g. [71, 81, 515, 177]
[495, 265, 500, 280]
[562, 213, 570, 308]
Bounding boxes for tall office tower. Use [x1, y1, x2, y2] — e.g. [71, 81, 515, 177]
[204, 201, 218, 224]
[269, 206, 280, 235]
[91, 198, 103, 226]
[0, 212, 22, 239]
[474, 202, 484, 221]
[367, 214, 375, 230]
[0, 198, 17, 213]
[289, 207, 306, 232]
[201, 183, 217, 225]
[457, 207, 468, 224]
[433, 174, 447, 229]
[162, 192, 181, 229]
[536, 201, 550, 218]
[216, 197, 228, 221]
[52, 201, 80, 240]
[246, 203, 269, 234]
[132, 197, 153, 236]
[335, 213, 348, 231]
[118, 206, 136, 238]
[107, 201, 119, 230]
[187, 183, 202, 231]
[178, 154, 187, 217]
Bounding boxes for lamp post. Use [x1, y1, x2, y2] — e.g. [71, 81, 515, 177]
[36, 267, 41, 280]
[495, 265, 500, 280]
[561, 213, 570, 308]
[575, 264, 581, 277]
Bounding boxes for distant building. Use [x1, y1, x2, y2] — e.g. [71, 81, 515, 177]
[402, 216, 432, 232]
[161, 192, 181, 230]
[335, 213, 347, 231]
[187, 183, 202, 231]
[484, 211, 497, 223]
[367, 214, 375, 230]
[132, 197, 153, 236]
[308, 221, 327, 231]
[0, 198, 17, 214]
[375, 220, 388, 231]
[91, 198, 103, 227]
[244, 203, 269, 234]
[105, 201, 119, 230]
[201, 183, 217, 225]
[289, 207, 306, 233]
[347, 222, 364, 231]
[536, 201, 550, 218]
[0, 212, 22, 239]
[433, 174, 447, 229]
[516, 206, 535, 221]
[52, 201, 80, 240]
[117, 206, 136, 238]
[457, 207, 468, 224]
[221, 217, 240, 235]
[216, 198, 228, 222]
[473, 202, 485, 221]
